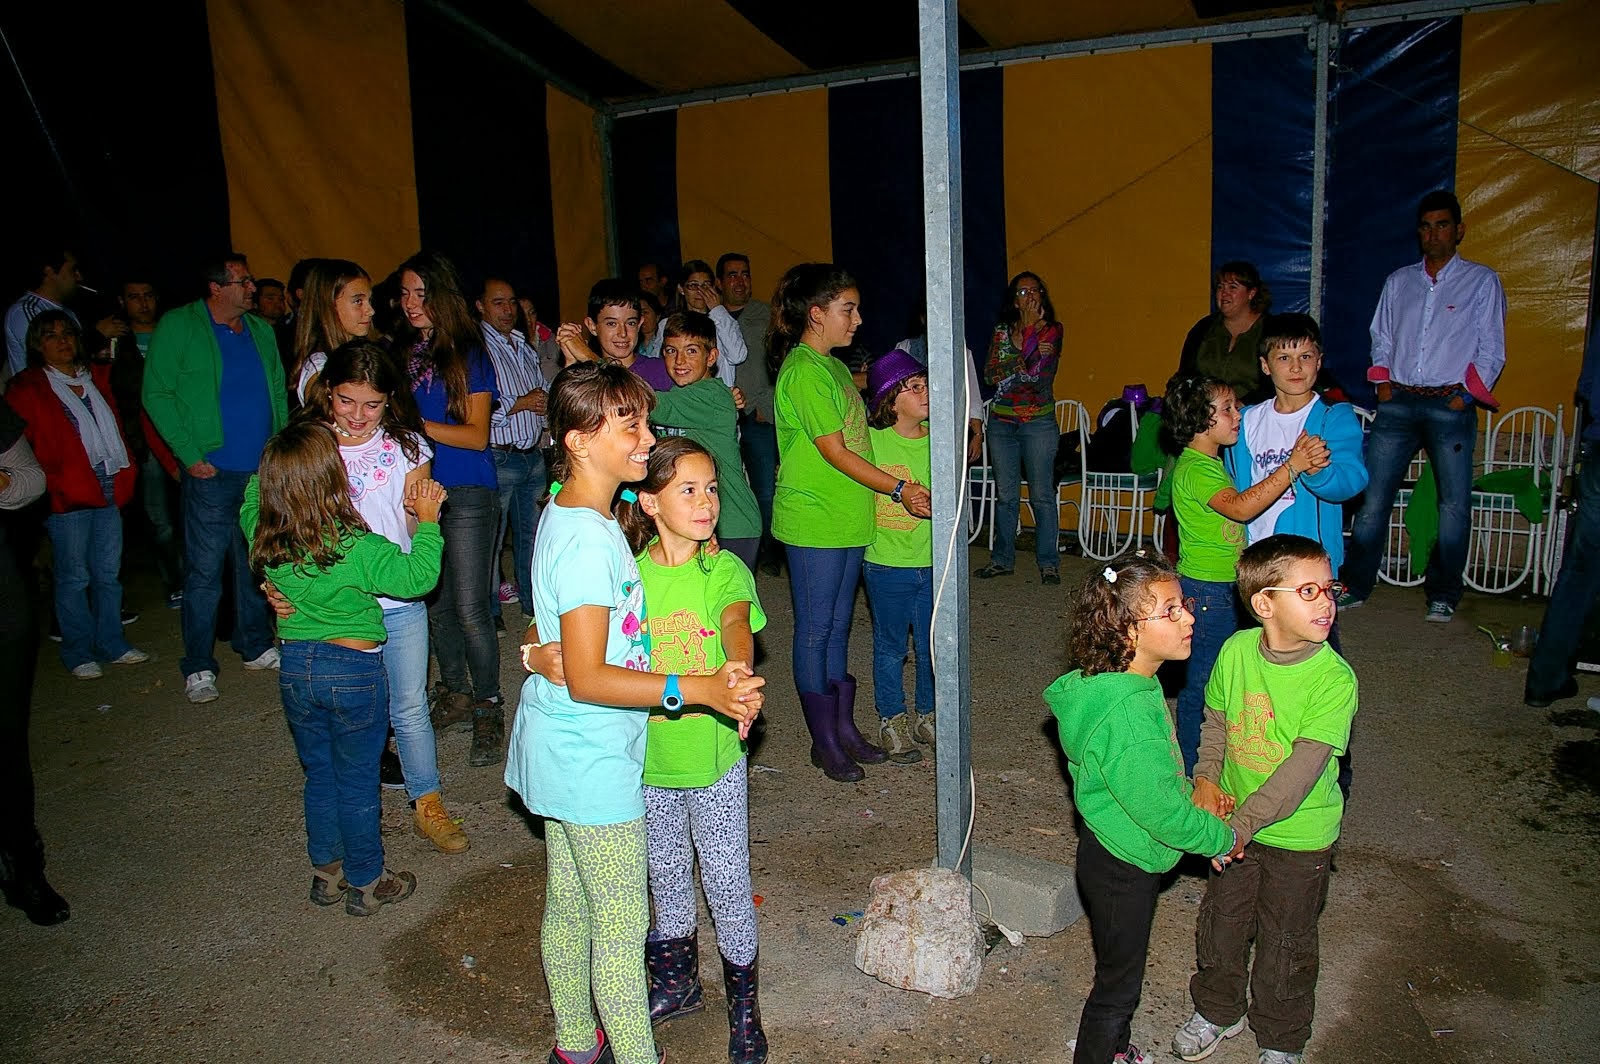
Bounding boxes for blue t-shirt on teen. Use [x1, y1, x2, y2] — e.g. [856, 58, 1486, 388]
[412, 345, 499, 488]
[504, 504, 652, 825]
[207, 320, 273, 472]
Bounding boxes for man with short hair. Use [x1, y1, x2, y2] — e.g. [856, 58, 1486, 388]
[254, 278, 288, 324]
[638, 261, 669, 306]
[4, 246, 128, 384]
[718, 252, 781, 572]
[477, 277, 549, 625]
[144, 253, 287, 703]
[1339, 190, 1507, 623]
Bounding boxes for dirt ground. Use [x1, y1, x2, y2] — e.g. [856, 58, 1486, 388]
[3, 546, 1598, 1063]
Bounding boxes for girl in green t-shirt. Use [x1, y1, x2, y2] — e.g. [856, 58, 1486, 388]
[1160, 373, 1324, 774]
[770, 263, 932, 784]
[615, 437, 769, 1064]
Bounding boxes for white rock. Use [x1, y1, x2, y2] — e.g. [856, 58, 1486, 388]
[853, 867, 983, 999]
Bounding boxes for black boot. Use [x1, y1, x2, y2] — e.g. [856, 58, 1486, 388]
[831, 675, 887, 765]
[800, 691, 862, 783]
[468, 700, 505, 767]
[722, 951, 769, 1064]
[0, 840, 70, 926]
[646, 930, 705, 1025]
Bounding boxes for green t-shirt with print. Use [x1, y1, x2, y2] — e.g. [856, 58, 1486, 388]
[866, 425, 932, 568]
[773, 343, 875, 547]
[651, 378, 762, 541]
[1205, 630, 1356, 851]
[638, 547, 767, 789]
[1173, 447, 1244, 581]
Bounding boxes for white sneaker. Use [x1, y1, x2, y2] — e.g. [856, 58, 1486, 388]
[71, 662, 104, 680]
[185, 670, 220, 704]
[243, 646, 281, 670]
[1259, 1051, 1304, 1064]
[110, 648, 149, 665]
[1065, 1040, 1151, 1063]
[1173, 1011, 1247, 1061]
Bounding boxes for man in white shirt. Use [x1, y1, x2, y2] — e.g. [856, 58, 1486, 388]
[4, 246, 127, 385]
[477, 277, 548, 624]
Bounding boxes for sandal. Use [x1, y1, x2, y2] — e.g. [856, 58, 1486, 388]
[308, 865, 348, 907]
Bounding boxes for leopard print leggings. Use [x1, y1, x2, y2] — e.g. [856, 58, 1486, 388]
[542, 817, 657, 1064]
[643, 757, 758, 965]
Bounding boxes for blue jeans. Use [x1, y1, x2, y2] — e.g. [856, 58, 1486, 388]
[180, 468, 275, 677]
[862, 562, 933, 720]
[489, 447, 546, 619]
[1341, 391, 1476, 606]
[279, 641, 389, 886]
[786, 545, 864, 697]
[740, 417, 778, 545]
[45, 475, 131, 670]
[1176, 576, 1242, 774]
[988, 415, 1060, 571]
[1528, 441, 1600, 697]
[431, 484, 501, 703]
[383, 601, 440, 801]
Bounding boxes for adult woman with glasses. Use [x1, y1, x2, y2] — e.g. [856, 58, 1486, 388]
[646, 259, 747, 388]
[978, 272, 1064, 585]
[6, 311, 148, 678]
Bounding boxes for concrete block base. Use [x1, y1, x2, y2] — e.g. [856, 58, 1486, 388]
[969, 843, 1083, 937]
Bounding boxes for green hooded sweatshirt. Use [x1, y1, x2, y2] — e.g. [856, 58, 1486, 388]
[1045, 670, 1232, 873]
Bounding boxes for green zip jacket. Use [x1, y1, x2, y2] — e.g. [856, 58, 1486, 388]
[142, 300, 287, 469]
[1046, 669, 1233, 873]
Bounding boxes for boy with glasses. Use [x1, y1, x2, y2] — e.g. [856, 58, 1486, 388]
[1172, 534, 1357, 1064]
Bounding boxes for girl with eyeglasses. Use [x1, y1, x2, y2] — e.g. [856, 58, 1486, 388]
[1045, 551, 1239, 1064]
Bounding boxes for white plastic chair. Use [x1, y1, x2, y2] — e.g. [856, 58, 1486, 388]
[1543, 404, 1583, 589]
[1077, 400, 1162, 562]
[1464, 405, 1560, 594]
[967, 401, 996, 545]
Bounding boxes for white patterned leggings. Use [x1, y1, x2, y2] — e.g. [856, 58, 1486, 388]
[643, 757, 758, 965]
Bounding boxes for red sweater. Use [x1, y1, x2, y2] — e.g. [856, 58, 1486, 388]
[6, 365, 137, 513]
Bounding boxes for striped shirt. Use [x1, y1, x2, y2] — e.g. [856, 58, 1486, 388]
[481, 323, 548, 448]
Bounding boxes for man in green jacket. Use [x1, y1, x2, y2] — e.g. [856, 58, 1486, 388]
[143, 253, 287, 704]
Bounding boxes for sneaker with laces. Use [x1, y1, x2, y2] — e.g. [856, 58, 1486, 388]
[878, 714, 922, 764]
[243, 646, 281, 670]
[1172, 1011, 1246, 1061]
[185, 670, 220, 704]
[413, 792, 470, 854]
[1258, 1051, 1303, 1064]
[911, 710, 936, 746]
[71, 662, 103, 680]
[1334, 589, 1363, 610]
[1041, 566, 1061, 585]
[1424, 600, 1455, 623]
[498, 581, 519, 604]
[1065, 1040, 1151, 1063]
[380, 747, 406, 790]
[110, 648, 149, 665]
[345, 868, 417, 916]
[975, 563, 1013, 579]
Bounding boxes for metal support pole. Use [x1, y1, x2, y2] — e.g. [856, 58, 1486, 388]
[918, 0, 974, 877]
[595, 111, 621, 277]
[1308, 19, 1333, 318]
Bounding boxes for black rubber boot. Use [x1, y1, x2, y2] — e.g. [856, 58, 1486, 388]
[0, 839, 70, 926]
[468, 701, 505, 767]
[831, 675, 887, 765]
[800, 691, 862, 782]
[721, 951, 769, 1064]
[646, 930, 705, 1025]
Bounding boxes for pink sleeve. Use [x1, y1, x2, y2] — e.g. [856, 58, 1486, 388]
[1366, 366, 1390, 384]
[1465, 364, 1499, 409]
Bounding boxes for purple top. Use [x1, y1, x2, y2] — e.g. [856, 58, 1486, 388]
[628, 354, 674, 392]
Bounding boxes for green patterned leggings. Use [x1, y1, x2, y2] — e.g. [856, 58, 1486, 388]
[542, 817, 657, 1064]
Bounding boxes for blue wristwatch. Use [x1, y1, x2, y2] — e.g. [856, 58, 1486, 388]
[662, 674, 683, 712]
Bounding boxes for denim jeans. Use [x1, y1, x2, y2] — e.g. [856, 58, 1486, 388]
[383, 601, 440, 801]
[431, 484, 501, 703]
[786, 545, 864, 697]
[740, 416, 778, 547]
[489, 448, 546, 619]
[45, 475, 132, 670]
[1176, 576, 1243, 774]
[862, 561, 933, 720]
[279, 641, 390, 887]
[1528, 441, 1600, 697]
[180, 468, 275, 677]
[988, 415, 1060, 571]
[1341, 391, 1477, 606]
[140, 451, 182, 593]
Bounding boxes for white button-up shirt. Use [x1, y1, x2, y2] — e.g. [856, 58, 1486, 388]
[1369, 254, 1506, 390]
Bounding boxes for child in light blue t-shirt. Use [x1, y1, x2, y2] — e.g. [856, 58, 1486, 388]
[503, 362, 763, 1064]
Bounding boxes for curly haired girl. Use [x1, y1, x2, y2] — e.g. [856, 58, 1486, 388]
[1044, 552, 1238, 1064]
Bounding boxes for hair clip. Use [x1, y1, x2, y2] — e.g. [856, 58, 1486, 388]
[549, 481, 562, 496]
[1133, 548, 1148, 559]
[1103, 567, 1118, 584]
[620, 488, 638, 503]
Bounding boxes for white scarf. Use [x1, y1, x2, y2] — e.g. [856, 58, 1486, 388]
[45, 365, 129, 476]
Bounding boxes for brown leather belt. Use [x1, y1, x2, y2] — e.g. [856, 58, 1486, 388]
[1392, 382, 1464, 398]
[491, 442, 539, 453]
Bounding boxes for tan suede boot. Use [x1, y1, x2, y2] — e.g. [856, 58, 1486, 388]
[413, 792, 470, 854]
